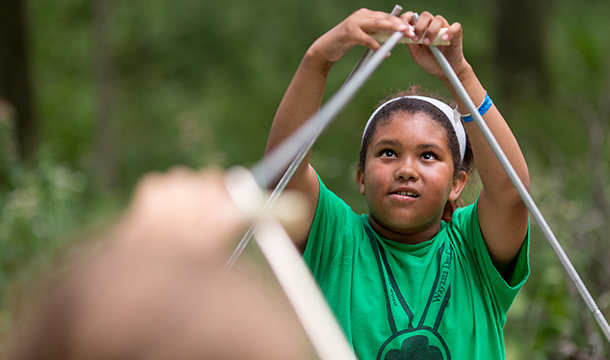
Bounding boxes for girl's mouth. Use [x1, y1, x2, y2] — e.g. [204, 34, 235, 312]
[390, 191, 419, 198]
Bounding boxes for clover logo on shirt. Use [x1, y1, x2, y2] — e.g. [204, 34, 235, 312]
[367, 231, 453, 360]
[384, 335, 444, 360]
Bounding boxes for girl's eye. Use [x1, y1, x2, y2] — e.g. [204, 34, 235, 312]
[421, 151, 437, 160]
[380, 149, 397, 158]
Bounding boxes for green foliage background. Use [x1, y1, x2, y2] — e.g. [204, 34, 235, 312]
[0, 0, 608, 358]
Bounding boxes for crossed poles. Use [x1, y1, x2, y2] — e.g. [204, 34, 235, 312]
[222, 6, 610, 358]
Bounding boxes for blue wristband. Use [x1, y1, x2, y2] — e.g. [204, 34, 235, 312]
[462, 93, 493, 123]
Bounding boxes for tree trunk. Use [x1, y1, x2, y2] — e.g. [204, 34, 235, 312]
[494, 0, 548, 101]
[94, 0, 116, 188]
[0, 0, 37, 160]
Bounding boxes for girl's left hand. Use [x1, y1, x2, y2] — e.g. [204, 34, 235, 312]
[400, 11, 469, 79]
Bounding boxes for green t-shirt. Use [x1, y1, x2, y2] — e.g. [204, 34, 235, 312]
[303, 178, 529, 360]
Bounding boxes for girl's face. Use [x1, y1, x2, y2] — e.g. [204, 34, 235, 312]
[356, 112, 466, 243]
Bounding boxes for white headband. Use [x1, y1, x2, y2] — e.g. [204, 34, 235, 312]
[362, 95, 466, 162]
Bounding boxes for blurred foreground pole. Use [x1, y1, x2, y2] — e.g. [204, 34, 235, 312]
[0, 0, 37, 160]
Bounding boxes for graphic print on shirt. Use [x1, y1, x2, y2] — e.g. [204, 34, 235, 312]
[364, 226, 453, 360]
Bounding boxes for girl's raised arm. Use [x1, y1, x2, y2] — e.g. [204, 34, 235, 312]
[267, 9, 411, 249]
[403, 11, 530, 276]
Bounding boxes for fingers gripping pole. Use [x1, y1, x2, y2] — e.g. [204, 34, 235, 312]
[427, 45, 610, 342]
[223, 15, 405, 273]
[342, 5, 403, 86]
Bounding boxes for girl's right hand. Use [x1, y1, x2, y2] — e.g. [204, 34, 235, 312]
[306, 8, 413, 68]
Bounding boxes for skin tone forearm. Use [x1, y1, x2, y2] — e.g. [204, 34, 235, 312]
[265, 46, 331, 248]
[442, 66, 530, 271]
[441, 66, 530, 203]
[266, 50, 330, 186]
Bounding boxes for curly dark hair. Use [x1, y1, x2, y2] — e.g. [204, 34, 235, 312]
[358, 86, 474, 178]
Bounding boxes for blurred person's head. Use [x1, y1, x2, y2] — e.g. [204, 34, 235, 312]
[6, 168, 309, 360]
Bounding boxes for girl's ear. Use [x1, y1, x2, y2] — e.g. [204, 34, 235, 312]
[443, 171, 468, 223]
[448, 170, 468, 202]
[356, 168, 365, 195]
[442, 200, 459, 223]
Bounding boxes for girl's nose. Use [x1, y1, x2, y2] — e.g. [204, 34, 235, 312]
[394, 158, 419, 181]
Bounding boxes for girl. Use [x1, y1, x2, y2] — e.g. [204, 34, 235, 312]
[267, 9, 530, 360]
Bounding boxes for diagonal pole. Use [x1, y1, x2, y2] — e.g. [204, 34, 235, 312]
[225, 167, 355, 359]
[223, 6, 404, 274]
[342, 5, 404, 87]
[428, 43, 610, 343]
[255, 217, 356, 360]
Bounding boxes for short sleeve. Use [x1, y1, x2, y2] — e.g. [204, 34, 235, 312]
[450, 200, 530, 321]
[302, 174, 362, 280]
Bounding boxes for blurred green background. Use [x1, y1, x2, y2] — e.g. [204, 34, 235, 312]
[0, 0, 608, 358]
